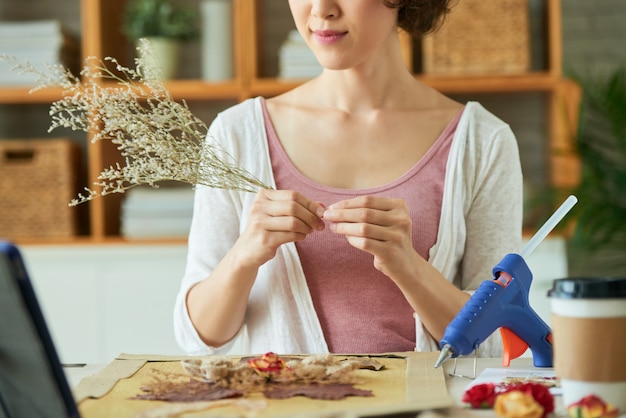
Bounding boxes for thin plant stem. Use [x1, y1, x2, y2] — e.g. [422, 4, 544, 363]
[1, 38, 271, 206]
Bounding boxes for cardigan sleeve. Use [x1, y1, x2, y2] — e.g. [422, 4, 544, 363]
[172, 109, 251, 355]
[460, 122, 523, 292]
[173, 98, 327, 356]
[460, 119, 523, 359]
[422, 102, 524, 357]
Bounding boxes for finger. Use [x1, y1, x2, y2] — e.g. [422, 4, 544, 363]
[324, 196, 408, 227]
[324, 206, 387, 227]
[263, 212, 320, 235]
[259, 228, 309, 244]
[255, 190, 325, 231]
[329, 221, 389, 241]
[288, 194, 326, 231]
[244, 212, 316, 253]
[326, 195, 398, 211]
[266, 189, 326, 216]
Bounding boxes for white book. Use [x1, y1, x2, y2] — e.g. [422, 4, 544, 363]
[279, 44, 315, 57]
[122, 208, 193, 220]
[279, 54, 319, 65]
[278, 67, 322, 79]
[121, 217, 192, 238]
[0, 53, 65, 86]
[0, 36, 67, 52]
[285, 30, 305, 43]
[0, 20, 66, 38]
[1, 50, 63, 64]
[122, 186, 195, 202]
[280, 58, 321, 68]
[121, 187, 195, 214]
[0, 73, 40, 86]
[0, 20, 79, 63]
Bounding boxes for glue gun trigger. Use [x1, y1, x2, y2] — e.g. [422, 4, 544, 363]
[500, 327, 528, 367]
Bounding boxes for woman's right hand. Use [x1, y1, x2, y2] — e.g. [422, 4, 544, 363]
[186, 189, 324, 347]
[234, 189, 325, 268]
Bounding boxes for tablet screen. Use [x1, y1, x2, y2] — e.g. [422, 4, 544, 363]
[0, 242, 79, 418]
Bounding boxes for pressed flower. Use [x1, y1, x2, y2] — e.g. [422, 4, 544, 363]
[567, 395, 620, 418]
[502, 382, 554, 418]
[494, 391, 544, 418]
[462, 383, 498, 408]
[462, 381, 555, 417]
[247, 352, 290, 380]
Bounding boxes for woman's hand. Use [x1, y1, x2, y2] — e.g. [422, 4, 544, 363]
[186, 189, 324, 346]
[235, 189, 326, 268]
[323, 195, 472, 343]
[322, 195, 419, 281]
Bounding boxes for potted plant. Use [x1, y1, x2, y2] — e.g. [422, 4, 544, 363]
[122, 0, 198, 79]
[555, 67, 626, 276]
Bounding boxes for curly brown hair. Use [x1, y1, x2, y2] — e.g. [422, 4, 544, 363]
[383, 0, 454, 38]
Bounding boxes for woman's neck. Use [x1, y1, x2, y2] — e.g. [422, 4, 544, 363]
[307, 37, 420, 114]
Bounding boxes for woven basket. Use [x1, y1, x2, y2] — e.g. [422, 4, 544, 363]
[422, 0, 531, 75]
[0, 139, 81, 239]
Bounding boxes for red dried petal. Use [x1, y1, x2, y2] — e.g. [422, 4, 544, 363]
[247, 352, 289, 377]
[568, 395, 620, 418]
[462, 383, 498, 408]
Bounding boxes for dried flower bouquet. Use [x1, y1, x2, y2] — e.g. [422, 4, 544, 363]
[2, 39, 270, 206]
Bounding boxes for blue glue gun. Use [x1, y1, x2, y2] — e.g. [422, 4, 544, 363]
[433, 195, 578, 369]
[434, 253, 553, 368]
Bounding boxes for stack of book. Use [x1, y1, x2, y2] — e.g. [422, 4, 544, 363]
[120, 186, 196, 239]
[0, 20, 79, 86]
[278, 30, 323, 80]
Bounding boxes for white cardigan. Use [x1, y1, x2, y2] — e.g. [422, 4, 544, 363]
[173, 98, 523, 356]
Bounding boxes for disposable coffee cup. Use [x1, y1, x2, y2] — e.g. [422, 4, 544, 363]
[548, 277, 626, 411]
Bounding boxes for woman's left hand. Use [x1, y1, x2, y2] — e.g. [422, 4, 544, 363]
[324, 195, 470, 343]
[322, 195, 419, 281]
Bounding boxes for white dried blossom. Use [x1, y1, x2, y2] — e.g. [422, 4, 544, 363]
[2, 39, 270, 206]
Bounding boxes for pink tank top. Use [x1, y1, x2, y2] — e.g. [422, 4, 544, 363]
[262, 99, 460, 353]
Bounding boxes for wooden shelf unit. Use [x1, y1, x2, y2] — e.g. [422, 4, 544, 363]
[2, 0, 577, 243]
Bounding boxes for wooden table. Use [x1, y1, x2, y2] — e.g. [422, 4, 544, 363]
[65, 356, 566, 417]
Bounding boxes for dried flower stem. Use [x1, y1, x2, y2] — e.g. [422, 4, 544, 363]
[2, 39, 271, 206]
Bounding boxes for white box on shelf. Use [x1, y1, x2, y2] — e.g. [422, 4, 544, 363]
[200, 0, 234, 81]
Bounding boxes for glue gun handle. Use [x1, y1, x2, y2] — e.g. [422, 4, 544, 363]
[500, 328, 528, 367]
[492, 254, 553, 368]
[500, 312, 553, 368]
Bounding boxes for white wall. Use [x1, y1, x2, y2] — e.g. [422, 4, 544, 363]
[19, 237, 568, 364]
[20, 244, 188, 364]
[523, 236, 568, 329]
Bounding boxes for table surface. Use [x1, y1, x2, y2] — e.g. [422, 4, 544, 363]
[441, 357, 565, 417]
[64, 356, 567, 417]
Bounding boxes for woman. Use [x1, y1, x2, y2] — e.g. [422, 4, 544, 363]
[174, 0, 523, 356]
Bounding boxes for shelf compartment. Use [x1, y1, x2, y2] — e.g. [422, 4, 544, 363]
[0, 86, 66, 104]
[247, 72, 565, 98]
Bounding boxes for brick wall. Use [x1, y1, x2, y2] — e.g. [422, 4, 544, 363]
[562, 0, 626, 76]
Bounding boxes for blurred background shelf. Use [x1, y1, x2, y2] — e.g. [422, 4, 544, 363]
[0, 86, 66, 103]
[2, 0, 622, 244]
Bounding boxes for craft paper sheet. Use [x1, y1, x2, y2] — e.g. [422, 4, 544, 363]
[75, 352, 452, 417]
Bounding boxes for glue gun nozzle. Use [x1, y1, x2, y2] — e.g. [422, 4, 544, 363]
[434, 344, 454, 368]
